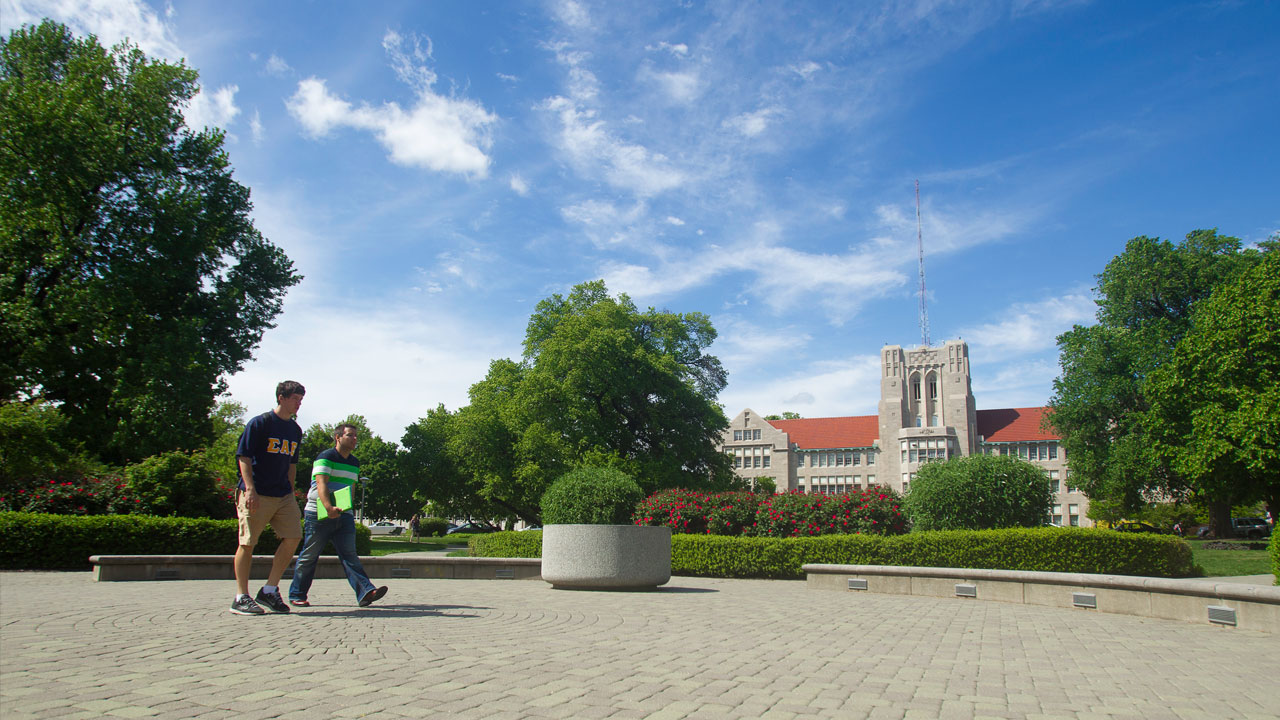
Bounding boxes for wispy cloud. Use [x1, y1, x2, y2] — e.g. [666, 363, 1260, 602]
[264, 53, 291, 77]
[286, 30, 497, 177]
[183, 84, 240, 131]
[249, 109, 264, 143]
[509, 173, 529, 196]
[2, 0, 184, 60]
[959, 290, 1097, 362]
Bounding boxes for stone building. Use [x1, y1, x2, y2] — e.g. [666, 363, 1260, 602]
[721, 340, 1091, 527]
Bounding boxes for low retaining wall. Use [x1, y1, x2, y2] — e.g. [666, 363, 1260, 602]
[89, 555, 542, 582]
[804, 564, 1280, 633]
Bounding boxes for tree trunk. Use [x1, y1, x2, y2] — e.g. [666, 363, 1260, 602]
[1210, 499, 1233, 539]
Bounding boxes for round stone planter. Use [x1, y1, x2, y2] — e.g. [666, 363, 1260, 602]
[541, 524, 672, 590]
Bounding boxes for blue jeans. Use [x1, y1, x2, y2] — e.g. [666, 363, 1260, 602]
[289, 511, 376, 602]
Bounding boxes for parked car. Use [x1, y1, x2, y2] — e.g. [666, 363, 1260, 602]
[367, 520, 404, 536]
[446, 522, 499, 535]
[1112, 521, 1167, 534]
[1230, 517, 1272, 539]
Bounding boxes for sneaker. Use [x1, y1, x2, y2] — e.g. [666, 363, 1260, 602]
[255, 588, 291, 614]
[359, 586, 388, 607]
[229, 595, 265, 615]
[289, 598, 310, 607]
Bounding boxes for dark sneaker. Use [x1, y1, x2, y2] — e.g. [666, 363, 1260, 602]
[289, 598, 310, 607]
[230, 595, 265, 615]
[359, 586, 388, 607]
[255, 588, 290, 614]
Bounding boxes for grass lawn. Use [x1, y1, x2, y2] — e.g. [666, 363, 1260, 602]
[1186, 539, 1274, 577]
[367, 535, 466, 557]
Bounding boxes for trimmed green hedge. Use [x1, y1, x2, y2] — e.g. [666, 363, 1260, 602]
[1270, 529, 1279, 586]
[471, 530, 542, 558]
[471, 527, 1200, 579]
[0, 511, 371, 570]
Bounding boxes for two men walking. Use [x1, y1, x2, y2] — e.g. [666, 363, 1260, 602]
[230, 381, 387, 614]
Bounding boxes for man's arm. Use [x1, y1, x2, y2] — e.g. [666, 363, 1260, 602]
[237, 456, 259, 511]
[288, 463, 297, 493]
[315, 474, 341, 518]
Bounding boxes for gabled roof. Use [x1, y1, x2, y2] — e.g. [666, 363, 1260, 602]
[767, 415, 879, 449]
[762, 406, 1059, 449]
[976, 407, 1058, 442]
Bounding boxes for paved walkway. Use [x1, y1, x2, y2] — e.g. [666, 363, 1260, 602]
[2, 571, 1278, 720]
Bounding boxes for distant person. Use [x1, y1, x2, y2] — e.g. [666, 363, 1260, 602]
[1173, 522, 1183, 537]
[288, 423, 388, 608]
[410, 514, 421, 542]
[230, 381, 306, 615]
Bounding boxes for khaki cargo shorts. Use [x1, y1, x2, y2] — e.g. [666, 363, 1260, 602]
[237, 490, 303, 546]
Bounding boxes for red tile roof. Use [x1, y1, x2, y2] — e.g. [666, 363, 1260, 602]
[976, 407, 1059, 442]
[766, 416, 879, 449]
[764, 407, 1058, 448]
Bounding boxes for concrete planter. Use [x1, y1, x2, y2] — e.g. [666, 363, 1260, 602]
[541, 524, 672, 590]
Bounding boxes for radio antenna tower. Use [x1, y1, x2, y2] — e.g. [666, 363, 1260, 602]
[915, 180, 931, 348]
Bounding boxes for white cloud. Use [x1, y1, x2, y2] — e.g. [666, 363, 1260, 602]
[3, 0, 184, 61]
[183, 84, 240, 131]
[724, 106, 781, 137]
[958, 290, 1096, 362]
[553, 0, 591, 29]
[286, 31, 497, 178]
[264, 53, 291, 77]
[790, 60, 822, 79]
[509, 173, 530, 196]
[719, 354, 884, 419]
[543, 96, 685, 196]
[665, 216, 685, 226]
[249, 109, 264, 143]
[646, 41, 689, 56]
[642, 67, 702, 104]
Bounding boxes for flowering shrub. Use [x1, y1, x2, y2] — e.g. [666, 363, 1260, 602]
[633, 489, 761, 535]
[633, 487, 908, 538]
[754, 488, 908, 537]
[0, 475, 135, 515]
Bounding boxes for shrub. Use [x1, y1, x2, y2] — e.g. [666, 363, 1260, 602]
[0, 474, 136, 515]
[420, 517, 450, 537]
[469, 526, 1198, 579]
[753, 489, 908, 538]
[0, 401, 102, 492]
[0, 512, 370, 569]
[125, 450, 235, 519]
[541, 466, 644, 525]
[904, 454, 1053, 531]
[470, 530, 542, 558]
[1270, 529, 1279, 586]
[633, 489, 761, 535]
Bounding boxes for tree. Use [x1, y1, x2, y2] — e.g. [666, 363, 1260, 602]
[402, 280, 739, 525]
[903, 454, 1054, 531]
[0, 22, 299, 463]
[1048, 230, 1262, 517]
[764, 412, 801, 420]
[1145, 240, 1280, 534]
[400, 404, 508, 524]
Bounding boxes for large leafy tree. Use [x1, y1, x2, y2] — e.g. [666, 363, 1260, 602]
[0, 22, 299, 463]
[403, 281, 738, 525]
[1145, 240, 1280, 533]
[1048, 230, 1262, 525]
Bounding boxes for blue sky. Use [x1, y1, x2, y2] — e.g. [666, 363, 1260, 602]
[6, 0, 1278, 441]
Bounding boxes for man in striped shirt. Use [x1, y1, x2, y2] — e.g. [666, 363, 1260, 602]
[287, 423, 388, 608]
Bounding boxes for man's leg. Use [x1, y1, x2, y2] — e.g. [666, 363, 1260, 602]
[289, 514, 337, 602]
[268, 536, 300, 587]
[333, 514, 378, 601]
[234, 544, 255, 596]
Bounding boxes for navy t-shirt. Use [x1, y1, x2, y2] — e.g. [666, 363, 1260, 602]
[235, 411, 302, 497]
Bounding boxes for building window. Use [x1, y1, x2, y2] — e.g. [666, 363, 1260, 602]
[867, 474, 875, 484]
[867, 452, 874, 465]
[763, 448, 771, 468]
[733, 430, 741, 441]
[753, 429, 761, 440]
[928, 376, 937, 399]
[911, 376, 921, 401]
[915, 416, 923, 427]
[930, 414, 939, 427]
[1049, 443, 1058, 460]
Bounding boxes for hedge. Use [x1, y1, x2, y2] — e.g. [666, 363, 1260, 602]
[470, 527, 1200, 579]
[1270, 529, 1279, 586]
[0, 511, 372, 570]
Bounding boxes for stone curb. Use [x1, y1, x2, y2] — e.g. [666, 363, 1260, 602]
[89, 554, 542, 582]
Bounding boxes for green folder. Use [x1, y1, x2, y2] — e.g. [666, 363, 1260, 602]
[331, 485, 354, 514]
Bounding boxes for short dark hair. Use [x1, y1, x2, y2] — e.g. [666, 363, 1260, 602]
[275, 380, 305, 401]
[333, 423, 358, 439]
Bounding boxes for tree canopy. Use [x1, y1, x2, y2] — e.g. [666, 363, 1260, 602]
[298, 415, 416, 521]
[1047, 229, 1268, 532]
[401, 280, 738, 525]
[903, 454, 1054, 531]
[0, 21, 299, 463]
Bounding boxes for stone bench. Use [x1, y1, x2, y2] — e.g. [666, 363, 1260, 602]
[804, 564, 1280, 633]
[90, 555, 542, 582]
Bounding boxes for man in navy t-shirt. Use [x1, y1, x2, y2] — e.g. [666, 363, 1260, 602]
[229, 380, 305, 615]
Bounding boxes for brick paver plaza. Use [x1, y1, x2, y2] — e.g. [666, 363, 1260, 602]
[2, 571, 1277, 719]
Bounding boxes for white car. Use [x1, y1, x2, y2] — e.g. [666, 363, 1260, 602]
[367, 521, 404, 536]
